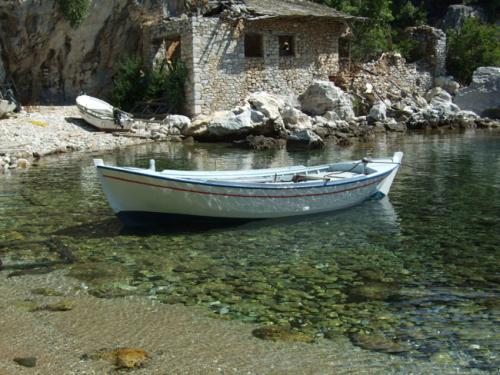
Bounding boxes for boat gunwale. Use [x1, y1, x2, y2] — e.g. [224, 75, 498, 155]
[97, 163, 397, 191]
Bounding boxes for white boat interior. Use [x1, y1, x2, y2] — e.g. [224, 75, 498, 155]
[99, 156, 399, 186]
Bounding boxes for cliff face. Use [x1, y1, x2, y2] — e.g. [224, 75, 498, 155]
[0, 0, 177, 104]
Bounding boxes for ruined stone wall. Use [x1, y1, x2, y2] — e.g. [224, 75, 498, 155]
[340, 53, 433, 107]
[148, 18, 195, 115]
[189, 17, 343, 115]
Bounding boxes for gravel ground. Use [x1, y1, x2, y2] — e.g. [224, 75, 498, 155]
[0, 106, 155, 170]
[0, 270, 488, 375]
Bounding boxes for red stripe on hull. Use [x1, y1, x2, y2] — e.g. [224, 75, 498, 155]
[101, 173, 384, 199]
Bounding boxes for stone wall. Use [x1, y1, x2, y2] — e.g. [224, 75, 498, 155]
[186, 17, 344, 116]
[408, 26, 447, 79]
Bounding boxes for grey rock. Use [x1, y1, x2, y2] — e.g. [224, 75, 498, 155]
[244, 135, 286, 150]
[435, 76, 460, 95]
[185, 108, 271, 140]
[14, 357, 37, 368]
[426, 87, 460, 115]
[441, 4, 486, 30]
[281, 105, 311, 130]
[299, 81, 355, 119]
[407, 26, 447, 77]
[287, 129, 324, 149]
[384, 119, 407, 132]
[323, 110, 341, 122]
[163, 115, 191, 133]
[454, 67, 500, 118]
[246, 92, 284, 121]
[368, 101, 387, 122]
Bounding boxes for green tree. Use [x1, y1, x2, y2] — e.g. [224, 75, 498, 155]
[319, 0, 394, 61]
[446, 18, 500, 84]
[111, 57, 188, 113]
[112, 57, 148, 111]
[58, 0, 91, 28]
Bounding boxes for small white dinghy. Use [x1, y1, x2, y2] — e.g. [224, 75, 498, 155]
[76, 95, 133, 131]
[0, 99, 16, 117]
[94, 152, 403, 226]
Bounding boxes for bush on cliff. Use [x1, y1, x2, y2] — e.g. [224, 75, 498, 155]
[112, 57, 148, 112]
[447, 18, 500, 84]
[58, 0, 91, 28]
[112, 57, 188, 114]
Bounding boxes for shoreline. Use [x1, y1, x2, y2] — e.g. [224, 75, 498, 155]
[0, 269, 485, 375]
[0, 106, 159, 171]
[1, 105, 499, 173]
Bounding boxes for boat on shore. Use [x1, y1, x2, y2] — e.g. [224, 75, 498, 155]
[76, 95, 133, 131]
[0, 88, 20, 118]
[94, 152, 403, 227]
[0, 99, 16, 118]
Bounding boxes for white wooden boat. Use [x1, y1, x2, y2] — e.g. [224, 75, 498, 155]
[94, 152, 403, 226]
[76, 95, 133, 131]
[0, 99, 16, 117]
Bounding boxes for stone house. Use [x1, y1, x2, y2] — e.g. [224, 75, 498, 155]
[145, 0, 357, 116]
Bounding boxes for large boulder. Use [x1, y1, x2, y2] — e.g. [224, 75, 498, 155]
[183, 107, 271, 140]
[426, 87, 460, 115]
[454, 67, 500, 118]
[246, 92, 284, 121]
[246, 92, 286, 135]
[287, 129, 324, 149]
[298, 81, 355, 119]
[281, 105, 312, 130]
[162, 114, 191, 135]
[441, 5, 486, 30]
[368, 101, 387, 122]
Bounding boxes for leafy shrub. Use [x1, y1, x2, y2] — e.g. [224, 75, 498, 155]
[111, 56, 148, 111]
[58, 0, 91, 28]
[162, 61, 188, 112]
[447, 18, 500, 84]
[112, 57, 188, 113]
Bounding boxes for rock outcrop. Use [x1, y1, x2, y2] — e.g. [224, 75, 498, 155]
[184, 107, 273, 140]
[434, 76, 460, 95]
[0, 1, 170, 104]
[368, 101, 388, 122]
[454, 67, 500, 119]
[441, 5, 486, 30]
[407, 26, 447, 77]
[298, 81, 355, 119]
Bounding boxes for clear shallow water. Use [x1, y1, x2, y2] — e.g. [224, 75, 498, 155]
[1, 132, 499, 371]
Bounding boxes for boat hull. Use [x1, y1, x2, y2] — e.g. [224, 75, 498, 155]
[96, 163, 398, 225]
[78, 106, 132, 131]
[0, 99, 16, 117]
[76, 95, 132, 131]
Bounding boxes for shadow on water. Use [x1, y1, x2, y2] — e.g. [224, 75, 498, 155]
[53, 216, 252, 238]
[53, 218, 124, 238]
[52, 197, 399, 238]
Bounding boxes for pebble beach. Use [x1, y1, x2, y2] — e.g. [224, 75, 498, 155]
[0, 106, 155, 171]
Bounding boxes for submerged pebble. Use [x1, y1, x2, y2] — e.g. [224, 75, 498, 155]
[13, 357, 37, 368]
[252, 326, 314, 343]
